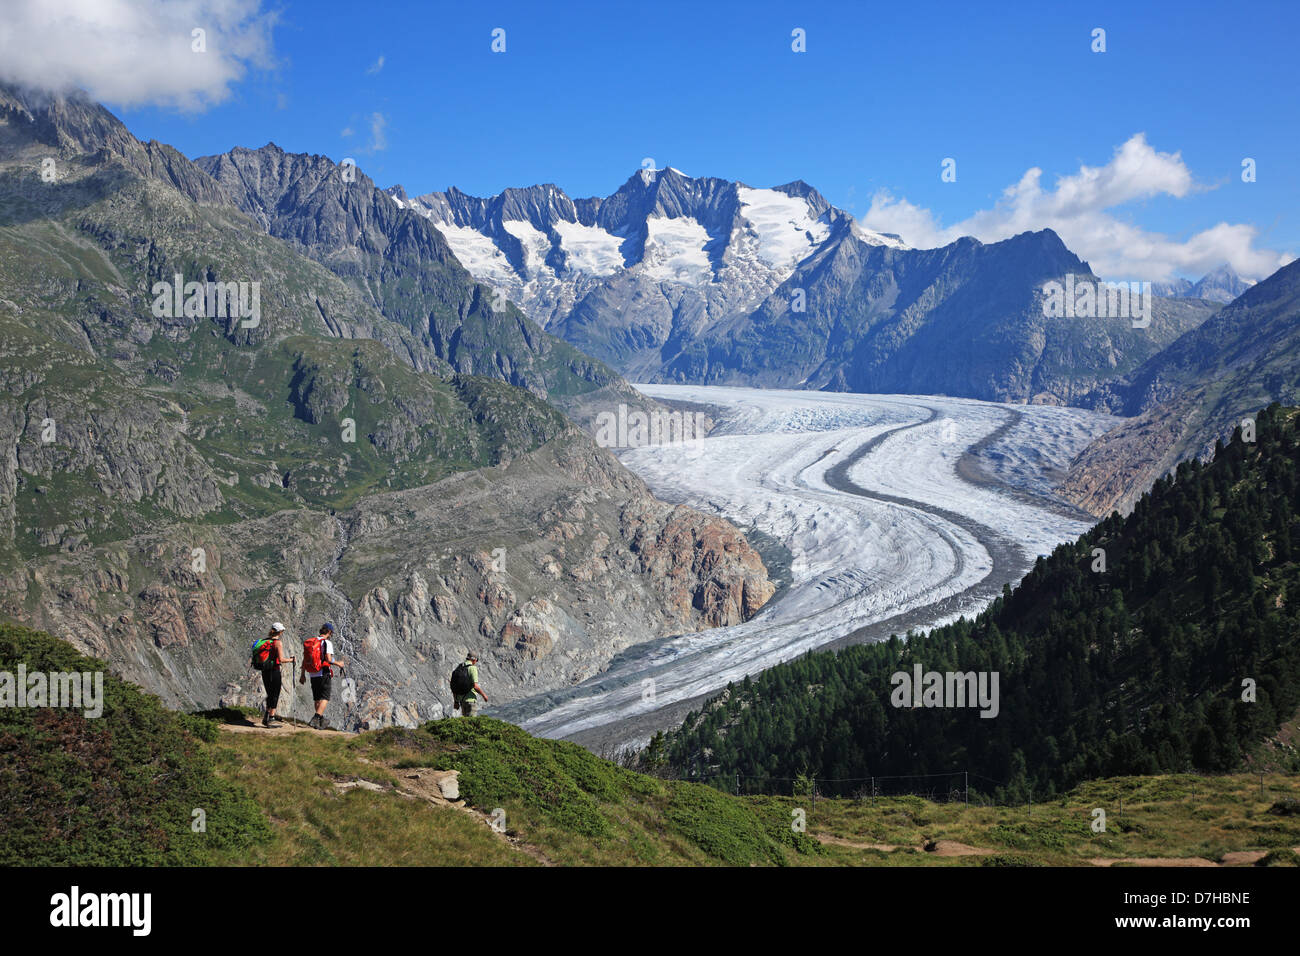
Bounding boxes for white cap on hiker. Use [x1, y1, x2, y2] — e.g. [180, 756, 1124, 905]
[271, 621, 285, 632]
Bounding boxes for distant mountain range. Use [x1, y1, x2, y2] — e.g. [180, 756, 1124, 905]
[398, 169, 1220, 405]
[1062, 257, 1300, 515]
[389, 169, 905, 381]
[1152, 264, 1256, 304]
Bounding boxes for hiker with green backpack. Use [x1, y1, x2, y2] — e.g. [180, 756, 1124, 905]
[250, 623, 294, 728]
[450, 651, 488, 717]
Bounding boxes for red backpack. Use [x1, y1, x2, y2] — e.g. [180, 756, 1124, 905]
[302, 635, 331, 674]
[250, 636, 275, 669]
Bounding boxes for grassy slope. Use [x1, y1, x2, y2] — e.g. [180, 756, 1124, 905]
[5, 621, 1298, 868]
[208, 715, 820, 867]
[0, 623, 269, 865]
[205, 714, 1300, 868]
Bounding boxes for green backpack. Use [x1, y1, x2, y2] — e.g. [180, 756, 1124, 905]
[250, 636, 275, 669]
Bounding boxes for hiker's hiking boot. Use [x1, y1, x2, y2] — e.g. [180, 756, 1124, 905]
[268, 715, 284, 725]
[309, 715, 322, 729]
[262, 712, 272, 728]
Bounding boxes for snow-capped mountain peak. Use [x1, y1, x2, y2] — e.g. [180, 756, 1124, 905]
[1151, 263, 1257, 304]
[387, 168, 901, 333]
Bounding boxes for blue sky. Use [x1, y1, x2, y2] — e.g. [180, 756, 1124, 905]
[4, 0, 1296, 280]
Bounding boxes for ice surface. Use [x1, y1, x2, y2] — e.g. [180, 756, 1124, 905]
[640, 215, 713, 281]
[501, 220, 552, 272]
[551, 220, 625, 275]
[430, 222, 517, 288]
[850, 220, 910, 249]
[508, 385, 1117, 746]
[736, 186, 831, 275]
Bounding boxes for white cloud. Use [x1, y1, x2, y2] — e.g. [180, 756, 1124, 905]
[366, 54, 385, 75]
[340, 126, 354, 138]
[0, 0, 277, 112]
[367, 112, 387, 152]
[861, 134, 1292, 281]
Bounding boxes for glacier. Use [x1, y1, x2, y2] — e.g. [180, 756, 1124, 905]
[496, 385, 1119, 752]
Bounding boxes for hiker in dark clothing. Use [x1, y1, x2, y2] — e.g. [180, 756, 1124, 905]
[452, 651, 488, 717]
[255, 623, 292, 727]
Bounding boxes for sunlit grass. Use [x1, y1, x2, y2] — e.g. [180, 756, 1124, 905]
[203, 713, 1300, 867]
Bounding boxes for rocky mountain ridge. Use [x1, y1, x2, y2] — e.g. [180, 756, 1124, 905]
[1061, 259, 1300, 515]
[392, 168, 904, 380]
[0, 83, 773, 728]
[404, 169, 1218, 403]
[1152, 264, 1257, 304]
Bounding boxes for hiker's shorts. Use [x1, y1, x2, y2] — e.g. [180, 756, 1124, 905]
[310, 674, 332, 701]
[261, 665, 281, 709]
[459, 699, 475, 717]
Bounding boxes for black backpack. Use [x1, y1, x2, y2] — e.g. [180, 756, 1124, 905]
[450, 662, 474, 696]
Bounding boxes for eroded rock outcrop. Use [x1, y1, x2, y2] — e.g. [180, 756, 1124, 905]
[2, 439, 773, 730]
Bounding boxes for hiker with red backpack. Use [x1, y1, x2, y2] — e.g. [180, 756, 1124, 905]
[300, 622, 342, 729]
[251, 623, 294, 728]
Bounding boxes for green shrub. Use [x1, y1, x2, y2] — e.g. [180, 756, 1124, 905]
[664, 783, 789, 866]
[1259, 849, 1300, 866]
[420, 717, 614, 837]
[1267, 797, 1300, 816]
[0, 623, 270, 864]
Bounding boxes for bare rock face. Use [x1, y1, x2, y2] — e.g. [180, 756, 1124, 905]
[431, 594, 458, 626]
[139, 585, 192, 648]
[1057, 390, 1203, 517]
[621, 500, 775, 628]
[1, 439, 773, 731]
[501, 599, 560, 660]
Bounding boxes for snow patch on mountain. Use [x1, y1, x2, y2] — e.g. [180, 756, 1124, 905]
[850, 220, 910, 249]
[383, 170, 893, 344]
[502, 219, 551, 271]
[736, 185, 832, 273]
[552, 220, 625, 275]
[642, 215, 713, 282]
[436, 222, 516, 286]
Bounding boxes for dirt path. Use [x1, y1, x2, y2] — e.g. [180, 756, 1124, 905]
[1090, 856, 1219, 867]
[928, 840, 993, 857]
[814, 833, 993, 857]
[220, 719, 353, 738]
[1219, 851, 1268, 866]
[815, 833, 917, 852]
